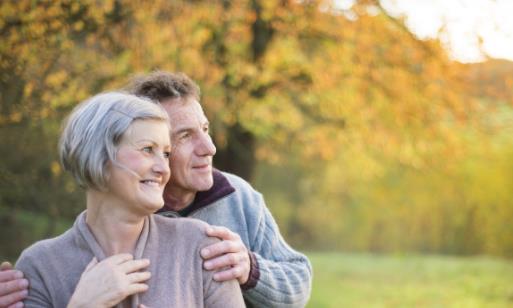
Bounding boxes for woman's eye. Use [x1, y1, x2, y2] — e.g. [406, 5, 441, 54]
[142, 146, 153, 153]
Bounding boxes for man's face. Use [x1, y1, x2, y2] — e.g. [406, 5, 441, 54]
[161, 98, 216, 198]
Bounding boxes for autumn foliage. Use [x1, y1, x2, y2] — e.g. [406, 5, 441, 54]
[1, 0, 512, 258]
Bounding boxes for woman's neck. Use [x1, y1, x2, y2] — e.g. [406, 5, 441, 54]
[85, 190, 145, 256]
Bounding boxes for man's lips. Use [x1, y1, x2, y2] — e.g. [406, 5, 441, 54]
[192, 164, 211, 170]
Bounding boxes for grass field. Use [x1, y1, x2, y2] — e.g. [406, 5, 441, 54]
[307, 252, 513, 307]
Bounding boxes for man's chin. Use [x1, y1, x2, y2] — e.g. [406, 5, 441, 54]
[196, 177, 214, 192]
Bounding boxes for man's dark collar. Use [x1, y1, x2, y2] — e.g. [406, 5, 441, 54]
[158, 169, 235, 217]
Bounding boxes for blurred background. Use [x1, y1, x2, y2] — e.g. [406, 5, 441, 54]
[1, 0, 512, 306]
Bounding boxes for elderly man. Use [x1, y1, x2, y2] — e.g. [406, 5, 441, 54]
[0, 72, 312, 307]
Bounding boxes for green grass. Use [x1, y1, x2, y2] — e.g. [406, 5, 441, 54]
[307, 252, 513, 308]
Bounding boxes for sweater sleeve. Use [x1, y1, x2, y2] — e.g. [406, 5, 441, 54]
[200, 237, 245, 308]
[242, 193, 313, 308]
[15, 248, 53, 307]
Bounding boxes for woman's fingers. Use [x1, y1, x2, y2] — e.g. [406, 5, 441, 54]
[125, 283, 149, 297]
[104, 253, 134, 265]
[83, 257, 98, 273]
[119, 259, 150, 274]
[127, 271, 151, 284]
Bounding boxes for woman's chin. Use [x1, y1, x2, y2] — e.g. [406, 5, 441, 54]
[143, 199, 165, 213]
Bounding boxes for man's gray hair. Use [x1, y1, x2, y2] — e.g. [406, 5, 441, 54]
[59, 92, 169, 191]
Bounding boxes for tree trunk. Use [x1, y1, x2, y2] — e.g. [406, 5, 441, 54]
[213, 123, 256, 181]
[213, 0, 274, 182]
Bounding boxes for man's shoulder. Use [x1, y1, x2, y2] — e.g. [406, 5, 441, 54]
[219, 171, 259, 195]
[215, 171, 266, 215]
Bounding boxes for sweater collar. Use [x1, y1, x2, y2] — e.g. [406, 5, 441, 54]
[158, 169, 235, 216]
[74, 211, 151, 261]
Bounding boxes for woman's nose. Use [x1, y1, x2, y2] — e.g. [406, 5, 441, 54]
[153, 154, 170, 176]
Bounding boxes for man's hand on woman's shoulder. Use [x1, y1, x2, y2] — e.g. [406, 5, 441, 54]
[201, 226, 251, 285]
[0, 261, 28, 308]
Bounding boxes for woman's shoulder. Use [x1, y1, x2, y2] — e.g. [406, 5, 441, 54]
[153, 214, 210, 233]
[152, 215, 216, 243]
[16, 228, 75, 270]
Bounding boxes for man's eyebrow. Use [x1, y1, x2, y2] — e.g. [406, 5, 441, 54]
[174, 122, 209, 134]
[173, 127, 194, 135]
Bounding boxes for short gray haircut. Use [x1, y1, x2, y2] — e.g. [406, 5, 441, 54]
[59, 92, 169, 190]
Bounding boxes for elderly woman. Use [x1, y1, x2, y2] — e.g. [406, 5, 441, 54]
[15, 93, 244, 307]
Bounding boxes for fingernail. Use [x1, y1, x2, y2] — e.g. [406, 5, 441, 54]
[204, 261, 212, 269]
[20, 279, 29, 287]
[206, 227, 213, 233]
[201, 248, 210, 257]
[14, 271, 23, 279]
[16, 302, 24, 308]
[21, 289, 28, 296]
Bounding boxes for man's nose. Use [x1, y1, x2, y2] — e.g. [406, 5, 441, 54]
[197, 133, 216, 156]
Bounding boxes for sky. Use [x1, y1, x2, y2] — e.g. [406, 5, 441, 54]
[336, 0, 513, 63]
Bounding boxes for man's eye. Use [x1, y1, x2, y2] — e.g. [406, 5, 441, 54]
[163, 151, 171, 158]
[142, 146, 153, 153]
[181, 133, 190, 139]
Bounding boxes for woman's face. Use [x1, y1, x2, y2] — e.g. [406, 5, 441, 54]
[106, 119, 171, 215]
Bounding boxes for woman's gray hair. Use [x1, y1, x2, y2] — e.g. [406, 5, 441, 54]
[59, 92, 169, 191]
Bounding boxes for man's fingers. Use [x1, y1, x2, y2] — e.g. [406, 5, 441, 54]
[0, 289, 28, 307]
[0, 279, 28, 297]
[212, 266, 244, 282]
[0, 262, 12, 271]
[206, 226, 237, 241]
[0, 270, 23, 284]
[7, 302, 24, 308]
[119, 259, 150, 274]
[127, 271, 151, 283]
[203, 252, 244, 271]
[201, 240, 244, 259]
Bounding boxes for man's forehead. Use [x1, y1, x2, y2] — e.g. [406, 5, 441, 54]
[164, 101, 209, 132]
[162, 98, 205, 116]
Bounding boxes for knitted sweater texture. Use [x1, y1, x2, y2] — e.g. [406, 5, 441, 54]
[16, 212, 245, 308]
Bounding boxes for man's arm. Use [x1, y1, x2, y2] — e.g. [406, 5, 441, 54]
[241, 200, 312, 307]
[0, 262, 28, 308]
[200, 191, 312, 307]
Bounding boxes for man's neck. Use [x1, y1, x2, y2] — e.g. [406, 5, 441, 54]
[163, 187, 197, 211]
